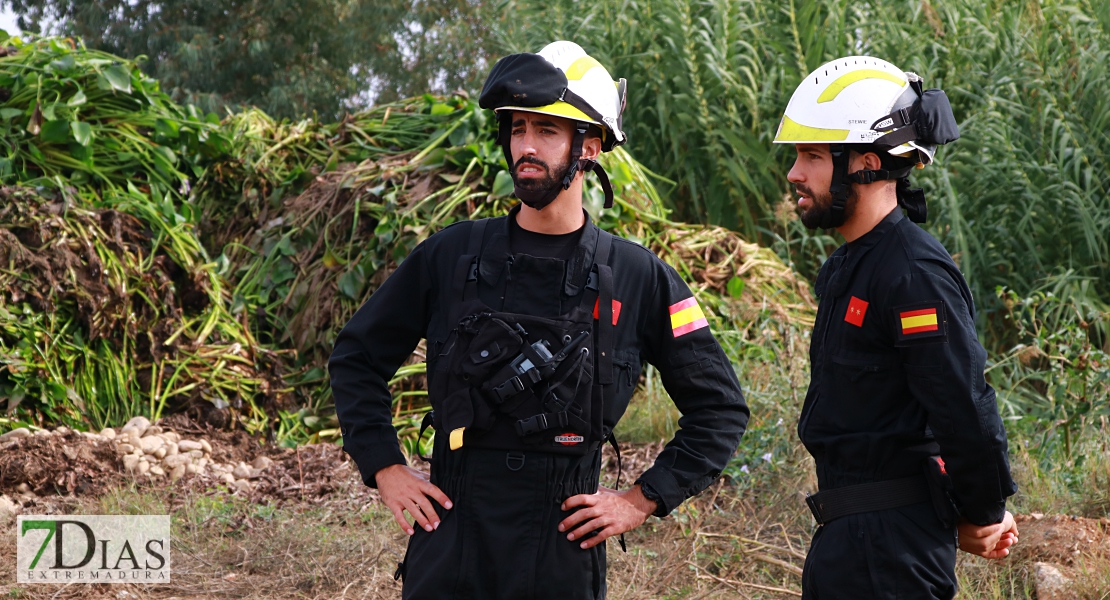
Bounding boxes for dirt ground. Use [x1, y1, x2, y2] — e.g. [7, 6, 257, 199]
[1, 419, 1108, 599]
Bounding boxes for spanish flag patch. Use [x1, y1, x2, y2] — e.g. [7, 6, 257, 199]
[669, 297, 708, 338]
[894, 301, 948, 345]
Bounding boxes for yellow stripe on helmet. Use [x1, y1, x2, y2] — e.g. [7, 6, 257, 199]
[816, 69, 906, 104]
[564, 56, 605, 81]
[774, 115, 850, 142]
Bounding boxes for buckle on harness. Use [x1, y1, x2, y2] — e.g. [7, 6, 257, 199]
[516, 413, 549, 436]
[492, 376, 526, 402]
[515, 412, 568, 436]
[506, 451, 525, 472]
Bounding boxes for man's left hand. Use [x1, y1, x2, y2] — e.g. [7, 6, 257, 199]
[559, 484, 658, 549]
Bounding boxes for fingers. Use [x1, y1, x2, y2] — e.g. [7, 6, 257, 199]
[406, 493, 440, 532]
[578, 524, 620, 549]
[387, 502, 416, 536]
[422, 482, 454, 510]
[559, 504, 598, 533]
[566, 513, 606, 541]
[561, 493, 599, 511]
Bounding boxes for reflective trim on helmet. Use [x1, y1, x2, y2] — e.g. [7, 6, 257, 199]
[816, 69, 906, 104]
[774, 115, 850, 142]
[497, 102, 601, 126]
[565, 56, 605, 81]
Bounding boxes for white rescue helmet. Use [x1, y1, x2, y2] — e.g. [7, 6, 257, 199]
[774, 56, 937, 165]
[479, 41, 628, 209]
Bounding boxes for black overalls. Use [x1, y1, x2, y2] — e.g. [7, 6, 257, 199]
[329, 206, 748, 599]
[799, 209, 1016, 599]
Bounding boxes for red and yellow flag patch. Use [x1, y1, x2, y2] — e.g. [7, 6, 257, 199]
[894, 301, 948, 345]
[900, 308, 939, 334]
[669, 297, 708, 338]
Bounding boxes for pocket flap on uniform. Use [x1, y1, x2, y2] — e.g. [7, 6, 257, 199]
[470, 342, 502, 364]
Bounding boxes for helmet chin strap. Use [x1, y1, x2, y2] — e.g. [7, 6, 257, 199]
[497, 114, 615, 212]
[823, 144, 852, 229]
[826, 144, 928, 226]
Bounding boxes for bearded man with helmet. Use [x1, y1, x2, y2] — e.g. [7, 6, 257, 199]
[774, 56, 1019, 599]
[329, 41, 748, 599]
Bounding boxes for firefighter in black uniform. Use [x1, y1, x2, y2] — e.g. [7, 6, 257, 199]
[329, 41, 749, 599]
[772, 56, 1019, 598]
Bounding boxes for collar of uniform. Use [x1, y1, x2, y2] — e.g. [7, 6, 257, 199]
[825, 208, 904, 298]
[477, 204, 602, 297]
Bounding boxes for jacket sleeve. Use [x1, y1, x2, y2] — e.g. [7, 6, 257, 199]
[328, 243, 433, 487]
[634, 262, 749, 516]
[883, 266, 1017, 525]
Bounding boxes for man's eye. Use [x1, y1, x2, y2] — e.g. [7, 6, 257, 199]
[512, 129, 524, 135]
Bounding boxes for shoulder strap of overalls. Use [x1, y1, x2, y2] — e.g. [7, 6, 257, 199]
[593, 229, 615, 385]
[448, 219, 488, 324]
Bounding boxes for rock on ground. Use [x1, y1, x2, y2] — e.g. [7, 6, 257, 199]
[1033, 562, 1072, 599]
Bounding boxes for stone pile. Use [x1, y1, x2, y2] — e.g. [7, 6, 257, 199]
[0, 417, 277, 494]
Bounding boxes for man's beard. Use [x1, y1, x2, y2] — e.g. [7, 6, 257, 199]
[512, 155, 571, 210]
[796, 183, 856, 230]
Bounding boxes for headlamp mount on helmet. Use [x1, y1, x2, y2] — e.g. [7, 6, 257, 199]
[479, 49, 627, 211]
[825, 78, 959, 225]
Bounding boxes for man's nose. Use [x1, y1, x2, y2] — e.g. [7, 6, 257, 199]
[787, 157, 804, 184]
[518, 129, 539, 156]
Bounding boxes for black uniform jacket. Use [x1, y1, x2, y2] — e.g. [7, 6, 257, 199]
[800, 209, 1016, 526]
[329, 207, 749, 515]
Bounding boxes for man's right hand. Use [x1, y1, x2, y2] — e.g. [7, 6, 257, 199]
[957, 511, 1018, 559]
[375, 464, 453, 535]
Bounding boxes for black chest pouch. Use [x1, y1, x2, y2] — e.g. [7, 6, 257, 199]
[425, 219, 616, 457]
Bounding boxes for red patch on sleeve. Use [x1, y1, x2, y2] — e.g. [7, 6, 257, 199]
[844, 296, 869, 327]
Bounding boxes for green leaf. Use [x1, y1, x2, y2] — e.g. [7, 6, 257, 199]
[66, 90, 87, 107]
[727, 276, 746, 299]
[337, 266, 367, 300]
[491, 170, 514, 198]
[40, 119, 70, 143]
[430, 103, 454, 116]
[153, 145, 177, 165]
[0, 108, 22, 120]
[71, 121, 93, 146]
[154, 118, 180, 139]
[103, 65, 132, 93]
[49, 55, 76, 73]
[41, 104, 57, 121]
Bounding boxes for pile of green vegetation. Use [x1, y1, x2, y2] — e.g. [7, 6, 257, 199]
[0, 34, 813, 450]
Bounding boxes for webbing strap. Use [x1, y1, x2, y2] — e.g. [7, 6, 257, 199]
[596, 264, 614, 385]
[805, 476, 930, 525]
[415, 411, 434, 463]
[588, 229, 614, 385]
[607, 432, 627, 552]
[458, 219, 488, 306]
[467, 219, 488, 256]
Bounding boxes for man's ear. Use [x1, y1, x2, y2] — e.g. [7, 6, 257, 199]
[854, 150, 883, 172]
[580, 135, 602, 161]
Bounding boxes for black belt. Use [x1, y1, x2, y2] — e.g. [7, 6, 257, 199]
[805, 476, 930, 525]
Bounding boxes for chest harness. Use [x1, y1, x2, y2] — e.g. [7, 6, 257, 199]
[421, 218, 620, 460]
